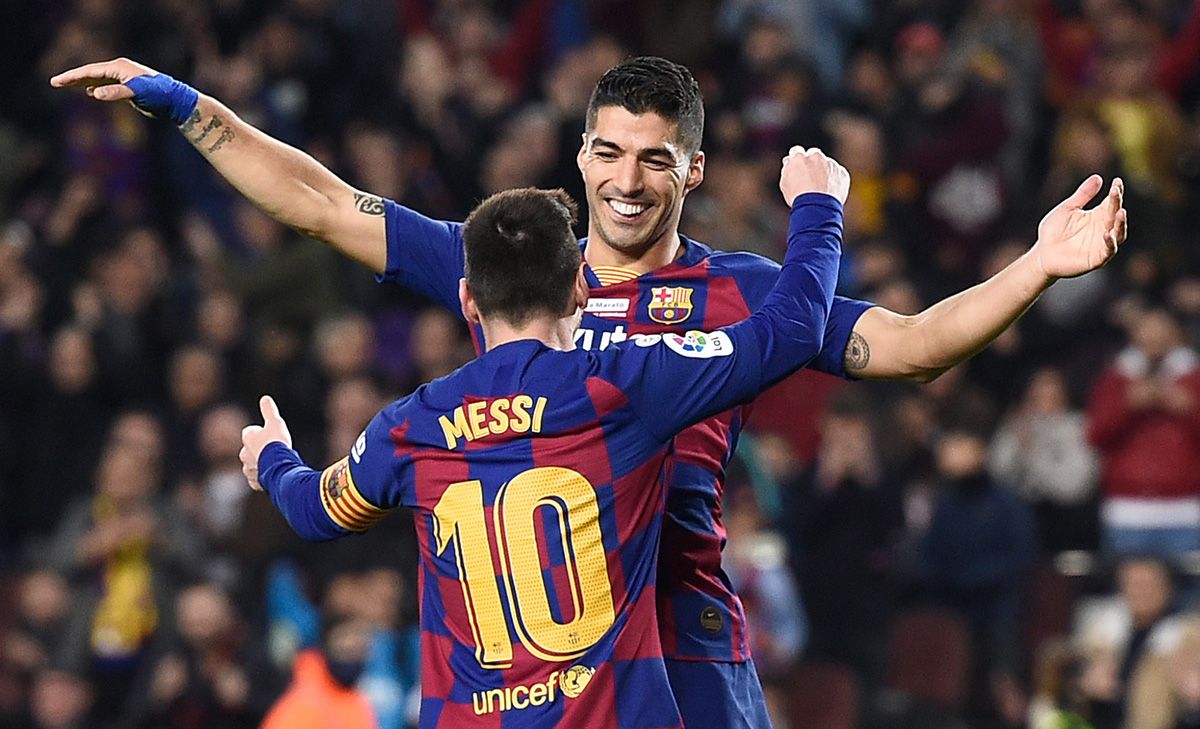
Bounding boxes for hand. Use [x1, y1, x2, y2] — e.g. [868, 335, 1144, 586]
[50, 58, 199, 125]
[241, 395, 292, 491]
[779, 146, 850, 206]
[1033, 175, 1127, 279]
[50, 57, 159, 104]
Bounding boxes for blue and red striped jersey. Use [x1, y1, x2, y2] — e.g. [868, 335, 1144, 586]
[258, 196, 843, 727]
[374, 197, 875, 663]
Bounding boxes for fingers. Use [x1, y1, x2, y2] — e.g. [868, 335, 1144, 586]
[259, 395, 282, 424]
[50, 61, 127, 88]
[90, 84, 135, 102]
[1101, 176, 1124, 218]
[1112, 207, 1128, 246]
[1062, 174, 1103, 210]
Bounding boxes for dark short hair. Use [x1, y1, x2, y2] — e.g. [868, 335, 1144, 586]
[463, 188, 581, 326]
[586, 56, 704, 155]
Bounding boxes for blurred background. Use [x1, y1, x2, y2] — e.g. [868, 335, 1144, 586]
[0, 0, 1198, 727]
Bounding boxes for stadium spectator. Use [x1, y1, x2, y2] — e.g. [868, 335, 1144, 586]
[790, 389, 903, 684]
[1087, 307, 1200, 556]
[260, 615, 377, 729]
[41, 439, 204, 724]
[1074, 556, 1186, 729]
[18, 667, 94, 729]
[920, 424, 1037, 723]
[126, 581, 282, 728]
[989, 367, 1101, 553]
[723, 498, 807, 680]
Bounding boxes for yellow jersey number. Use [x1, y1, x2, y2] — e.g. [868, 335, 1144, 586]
[433, 467, 616, 669]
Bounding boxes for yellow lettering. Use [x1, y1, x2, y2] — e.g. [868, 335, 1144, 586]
[473, 693, 488, 715]
[546, 672, 559, 703]
[486, 689, 504, 714]
[511, 685, 529, 709]
[532, 396, 547, 433]
[529, 682, 547, 706]
[511, 395, 533, 433]
[488, 399, 512, 435]
[467, 401, 488, 440]
[439, 408, 472, 450]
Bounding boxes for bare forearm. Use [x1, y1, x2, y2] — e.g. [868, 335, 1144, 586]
[852, 251, 1054, 381]
[179, 96, 386, 271]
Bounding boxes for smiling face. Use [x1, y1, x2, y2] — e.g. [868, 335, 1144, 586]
[578, 106, 704, 262]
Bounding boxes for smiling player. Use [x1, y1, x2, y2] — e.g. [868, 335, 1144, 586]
[238, 146, 847, 726]
[53, 54, 1126, 729]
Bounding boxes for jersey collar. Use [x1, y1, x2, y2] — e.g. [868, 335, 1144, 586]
[579, 235, 712, 289]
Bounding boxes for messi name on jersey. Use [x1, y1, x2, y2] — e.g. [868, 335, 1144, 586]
[438, 395, 549, 449]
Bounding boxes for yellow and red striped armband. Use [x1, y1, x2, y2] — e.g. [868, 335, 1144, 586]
[319, 457, 390, 532]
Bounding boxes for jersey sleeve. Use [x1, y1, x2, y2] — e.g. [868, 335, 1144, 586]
[810, 296, 876, 379]
[257, 408, 412, 541]
[377, 199, 467, 315]
[606, 194, 843, 442]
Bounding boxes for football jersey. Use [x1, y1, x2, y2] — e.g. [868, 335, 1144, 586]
[258, 196, 843, 727]
[375, 196, 873, 662]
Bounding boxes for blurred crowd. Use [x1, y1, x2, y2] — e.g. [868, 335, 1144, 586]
[0, 0, 1198, 728]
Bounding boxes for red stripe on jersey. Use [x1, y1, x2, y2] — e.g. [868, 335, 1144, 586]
[700, 273, 752, 330]
[671, 410, 738, 474]
[584, 376, 630, 418]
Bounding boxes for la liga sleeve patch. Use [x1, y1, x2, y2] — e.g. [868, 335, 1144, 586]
[662, 330, 734, 359]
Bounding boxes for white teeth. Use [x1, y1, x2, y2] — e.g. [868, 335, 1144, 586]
[609, 200, 647, 216]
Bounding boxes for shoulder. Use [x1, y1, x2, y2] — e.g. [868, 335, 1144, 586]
[703, 249, 782, 280]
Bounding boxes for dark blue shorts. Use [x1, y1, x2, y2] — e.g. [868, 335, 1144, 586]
[664, 658, 773, 729]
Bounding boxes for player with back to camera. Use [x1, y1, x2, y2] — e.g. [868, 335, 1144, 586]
[52, 54, 1127, 729]
[238, 145, 847, 727]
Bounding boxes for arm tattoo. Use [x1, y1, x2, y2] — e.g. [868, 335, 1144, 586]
[179, 109, 202, 135]
[354, 193, 386, 216]
[207, 127, 235, 153]
[843, 331, 871, 372]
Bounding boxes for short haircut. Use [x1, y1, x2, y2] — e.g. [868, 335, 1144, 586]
[586, 56, 704, 155]
[463, 188, 581, 326]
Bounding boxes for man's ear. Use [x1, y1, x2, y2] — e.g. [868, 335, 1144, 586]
[573, 263, 589, 312]
[685, 150, 705, 194]
[459, 278, 481, 324]
[576, 133, 589, 174]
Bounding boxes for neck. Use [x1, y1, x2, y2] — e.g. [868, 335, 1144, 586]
[583, 226, 684, 275]
[480, 315, 578, 352]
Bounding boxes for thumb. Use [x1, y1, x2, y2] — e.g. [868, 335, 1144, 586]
[1061, 174, 1103, 210]
[260, 395, 283, 425]
[91, 84, 135, 102]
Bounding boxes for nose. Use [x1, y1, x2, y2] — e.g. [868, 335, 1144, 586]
[610, 156, 644, 198]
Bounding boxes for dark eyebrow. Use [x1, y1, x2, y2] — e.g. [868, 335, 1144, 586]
[590, 138, 622, 153]
[590, 137, 679, 163]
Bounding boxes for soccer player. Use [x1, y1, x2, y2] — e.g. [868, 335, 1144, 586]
[238, 143, 847, 727]
[52, 55, 1127, 729]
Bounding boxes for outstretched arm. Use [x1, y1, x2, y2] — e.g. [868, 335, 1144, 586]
[845, 175, 1128, 382]
[51, 58, 388, 273]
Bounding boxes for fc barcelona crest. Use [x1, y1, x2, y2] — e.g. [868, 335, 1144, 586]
[648, 286, 694, 324]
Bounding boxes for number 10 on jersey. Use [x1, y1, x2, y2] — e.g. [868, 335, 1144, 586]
[433, 467, 616, 668]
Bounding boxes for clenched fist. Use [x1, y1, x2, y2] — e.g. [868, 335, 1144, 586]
[779, 146, 851, 207]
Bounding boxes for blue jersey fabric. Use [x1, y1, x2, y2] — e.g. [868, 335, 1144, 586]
[258, 197, 844, 728]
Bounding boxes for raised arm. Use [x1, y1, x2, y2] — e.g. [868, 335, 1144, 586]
[617, 148, 847, 441]
[50, 58, 388, 273]
[844, 175, 1127, 382]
